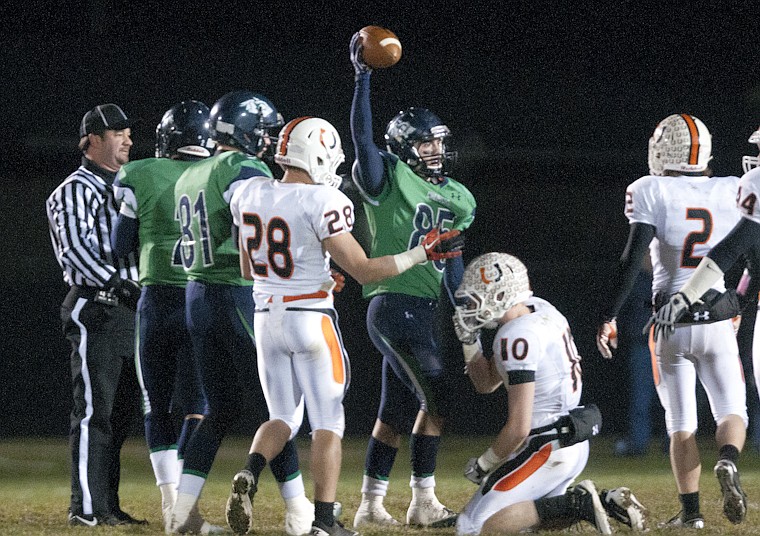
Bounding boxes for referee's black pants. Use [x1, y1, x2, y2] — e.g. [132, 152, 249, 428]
[61, 286, 141, 518]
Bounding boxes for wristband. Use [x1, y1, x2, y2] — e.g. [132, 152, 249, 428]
[680, 257, 724, 304]
[477, 447, 502, 473]
[392, 246, 427, 273]
[462, 341, 482, 364]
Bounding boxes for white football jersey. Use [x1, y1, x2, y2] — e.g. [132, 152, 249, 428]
[230, 178, 354, 299]
[625, 174, 740, 296]
[490, 297, 582, 430]
[737, 167, 760, 225]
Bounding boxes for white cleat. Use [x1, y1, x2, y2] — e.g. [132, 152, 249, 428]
[353, 495, 402, 528]
[715, 459, 747, 524]
[406, 497, 458, 528]
[226, 470, 257, 534]
[285, 495, 315, 536]
[600, 487, 648, 531]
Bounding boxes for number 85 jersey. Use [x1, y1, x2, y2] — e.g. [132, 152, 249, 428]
[625, 174, 740, 296]
[230, 177, 354, 301]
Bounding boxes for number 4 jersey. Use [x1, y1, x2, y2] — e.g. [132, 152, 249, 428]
[230, 178, 354, 303]
[625, 174, 740, 297]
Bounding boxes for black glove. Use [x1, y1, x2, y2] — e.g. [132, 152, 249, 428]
[350, 31, 372, 78]
[107, 273, 141, 310]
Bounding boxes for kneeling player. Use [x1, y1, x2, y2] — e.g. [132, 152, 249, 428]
[452, 253, 648, 535]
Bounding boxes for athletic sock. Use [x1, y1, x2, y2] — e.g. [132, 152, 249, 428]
[315, 500, 335, 527]
[718, 444, 740, 465]
[410, 433, 439, 478]
[679, 491, 700, 519]
[245, 452, 268, 482]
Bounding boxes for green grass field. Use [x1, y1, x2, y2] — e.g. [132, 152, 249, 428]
[0, 435, 758, 535]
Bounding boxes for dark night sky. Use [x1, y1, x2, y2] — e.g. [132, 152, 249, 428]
[2, 1, 759, 437]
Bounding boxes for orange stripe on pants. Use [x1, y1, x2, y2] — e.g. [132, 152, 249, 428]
[492, 443, 552, 492]
[321, 316, 344, 384]
[647, 325, 659, 386]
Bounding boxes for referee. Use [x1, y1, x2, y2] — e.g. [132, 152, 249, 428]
[46, 103, 146, 527]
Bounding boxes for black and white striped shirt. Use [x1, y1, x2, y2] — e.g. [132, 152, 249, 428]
[46, 158, 138, 287]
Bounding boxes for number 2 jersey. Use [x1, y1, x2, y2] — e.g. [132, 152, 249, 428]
[625, 174, 740, 297]
[357, 152, 476, 300]
[229, 178, 354, 305]
[174, 151, 272, 285]
[491, 296, 582, 430]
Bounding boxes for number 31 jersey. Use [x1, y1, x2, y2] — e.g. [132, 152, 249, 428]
[625, 174, 740, 296]
[230, 178, 354, 301]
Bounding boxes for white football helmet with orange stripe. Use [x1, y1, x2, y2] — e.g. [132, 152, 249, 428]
[647, 114, 712, 176]
[275, 116, 345, 188]
[454, 252, 533, 332]
[742, 126, 760, 174]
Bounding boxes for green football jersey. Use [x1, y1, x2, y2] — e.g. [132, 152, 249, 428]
[115, 158, 193, 286]
[174, 151, 272, 285]
[361, 153, 476, 299]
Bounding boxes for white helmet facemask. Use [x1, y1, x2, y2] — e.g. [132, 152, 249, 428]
[454, 252, 533, 333]
[275, 117, 346, 188]
[742, 127, 760, 174]
[647, 114, 712, 176]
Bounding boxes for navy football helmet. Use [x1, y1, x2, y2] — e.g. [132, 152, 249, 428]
[155, 100, 214, 158]
[384, 107, 457, 181]
[209, 90, 284, 157]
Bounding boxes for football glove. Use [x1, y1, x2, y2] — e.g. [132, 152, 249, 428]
[350, 32, 372, 78]
[464, 457, 489, 485]
[453, 313, 480, 345]
[107, 274, 141, 310]
[645, 292, 691, 341]
[464, 447, 501, 485]
[596, 318, 618, 359]
[330, 269, 346, 293]
[421, 228, 463, 261]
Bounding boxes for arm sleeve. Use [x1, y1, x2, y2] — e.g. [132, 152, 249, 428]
[602, 222, 656, 319]
[708, 218, 760, 272]
[443, 255, 465, 306]
[110, 214, 139, 258]
[350, 72, 385, 198]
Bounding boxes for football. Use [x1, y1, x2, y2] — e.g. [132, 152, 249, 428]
[359, 25, 402, 69]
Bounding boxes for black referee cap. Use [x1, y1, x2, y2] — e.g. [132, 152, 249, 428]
[79, 104, 132, 136]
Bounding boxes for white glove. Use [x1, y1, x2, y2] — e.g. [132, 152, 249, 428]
[596, 318, 618, 359]
[646, 292, 691, 341]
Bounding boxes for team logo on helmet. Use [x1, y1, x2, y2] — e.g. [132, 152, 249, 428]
[240, 98, 275, 118]
[479, 263, 503, 285]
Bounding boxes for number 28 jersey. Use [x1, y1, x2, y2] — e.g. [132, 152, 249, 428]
[625, 174, 740, 296]
[230, 178, 354, 303]
[491, 297, 582, 430]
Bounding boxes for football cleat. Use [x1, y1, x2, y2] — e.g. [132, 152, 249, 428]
[600, 487, 648, 531]
[284, 494, 315, 536]
[714, 459, 747, 524]
[226, 470, 257, 534]
[571, 480, 612, 534]
[353, 494, 402, 527]
[657, 510, 705, 529]
[309, 519, 358, 536]
[406, 497, 458, 528]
